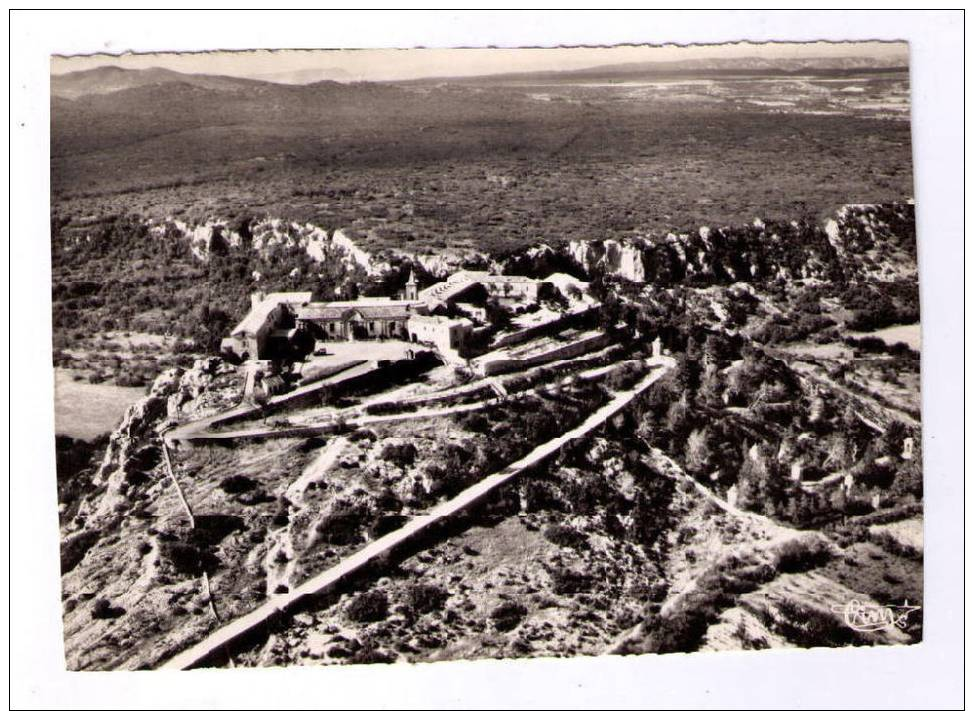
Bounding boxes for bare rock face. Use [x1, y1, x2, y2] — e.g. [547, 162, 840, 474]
[566, 238, 649, 282]
[415, 251, 491, 278]
[166, 357, 237, 418]
[554, 203, 914, 287]
[150, 217, 384, 275]
[58, 357, 259, 670]
[74, 358, 235, 530]
[76, 368, 184, 527]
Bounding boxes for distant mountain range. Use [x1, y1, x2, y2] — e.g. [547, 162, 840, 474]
[559, 54, 907, 75]
[251, 66, 356, 85]
[51, 53, 908, 99]
[420, 54, 909, 84]
[50, 65, 271, 99]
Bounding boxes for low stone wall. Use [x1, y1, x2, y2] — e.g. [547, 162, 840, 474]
[184, 357, 438, 433]
[479, 331, 612, 376]
[491, 304, 602, 350]
[297, 359, 365, 386]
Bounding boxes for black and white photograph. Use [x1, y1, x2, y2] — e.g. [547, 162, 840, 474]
[8, 9, 966, 710]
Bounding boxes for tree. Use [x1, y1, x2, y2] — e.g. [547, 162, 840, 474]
[207, 225, 229, 257]
[345, 591, 389, 623]
[485, 298, 511, 330]
[665, 394, 691, 439]
[196, 305, 232, 354]
[674, 348, 702, 394]
[685, 428, 713, 477]
[697, 368, 725, 408]
[736, 442, 786, 517]
[881, 421, 908, 458]
[702, 333, 725, 373]
[288, 325, 314, 361]
[823, 433, 853, 470]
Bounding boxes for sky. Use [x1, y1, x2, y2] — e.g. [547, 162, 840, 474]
[50, 41, 908, 83]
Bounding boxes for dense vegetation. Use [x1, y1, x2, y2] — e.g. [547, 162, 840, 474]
[610, 288, 921, 530]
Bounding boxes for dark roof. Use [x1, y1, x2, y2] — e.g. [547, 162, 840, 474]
[296, 302, 416, 321]
[354, 305, 414, 319]
[295, 304, 347, 321]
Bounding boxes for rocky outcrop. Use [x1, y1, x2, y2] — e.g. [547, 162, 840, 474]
[414, 251, 491, 278]
[508, 202, 914, 287]
[824, 202, 917, 282]
[149, 218, 381, 275]
[73, 358, 239, 530]
[566, 238, 649, 282]
[149, 203, 914, 291]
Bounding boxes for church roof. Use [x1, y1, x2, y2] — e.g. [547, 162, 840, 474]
[295, 299, 424, 322]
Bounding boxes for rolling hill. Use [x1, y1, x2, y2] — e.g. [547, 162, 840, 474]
[51, 65, 272, 99]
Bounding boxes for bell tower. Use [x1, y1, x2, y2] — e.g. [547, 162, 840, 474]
[404, 270, 418, 301]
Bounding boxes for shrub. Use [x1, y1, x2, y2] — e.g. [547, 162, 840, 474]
[605, 361, 648, 391]
[380, 442, 418, 467]
[765, 599, 870, 648]
[115, 371, 148, 387]
[858, 461, 896, 490]
[846, 335, 887, 353]
[347, 428, 377, 443]
[870, 529, 923, 561]
[190, 514, 245, 547]
[637, 602, 716, 654]
[345, 590, 389, 623]
[842, 497, 873, 516]
[365, 400, 417, 416]
[60, 530, 100, 574]
[219, 474, 257, 495]
[316, 501, 370, 545]
[161, 540, 220, 577]
[548, 567, 594, 595]
[490, 601, 528, 632]
[521, 479, 564, 513]
[542, 524, 588, 550]
[347, 643, 396, 665]
[272, 500, 290, 527]
[457, 412, 491, 434]
[368, 514, 407, 538]
[775, 537, 834, 574]
[406, 583, 448, 615]
[298, 437, 327, 453]
[91, 598, 125, 620]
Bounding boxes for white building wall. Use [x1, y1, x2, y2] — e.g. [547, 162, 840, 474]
[407, 316, 471, 354]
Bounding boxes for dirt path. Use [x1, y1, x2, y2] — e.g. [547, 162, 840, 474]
[264, 438, 347, 598]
